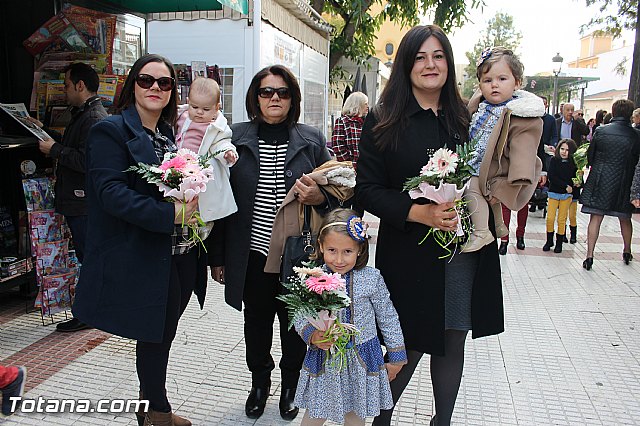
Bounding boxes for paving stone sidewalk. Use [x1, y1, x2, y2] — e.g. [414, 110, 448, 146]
[1, 210, 639, 425]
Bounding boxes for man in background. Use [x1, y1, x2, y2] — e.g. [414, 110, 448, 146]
[33, 62, 107, 332]
[556, 103, 589, 146]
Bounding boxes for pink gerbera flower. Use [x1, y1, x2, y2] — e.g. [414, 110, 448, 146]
[159, 156, 187, 172]
[305, 273, 346, 294]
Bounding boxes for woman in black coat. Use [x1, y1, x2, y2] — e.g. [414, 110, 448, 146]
[73, 54, 207, 426]
[356, 26, 504, 426]
[210, 65, 330, 421]
[581, 99, 640, 270]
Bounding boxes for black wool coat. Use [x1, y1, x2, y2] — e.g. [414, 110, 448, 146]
[72, 105, 208, 343]
[356, 103, 504, 355]
[210, 121, 331, 311]
[581, 117, 640, 215]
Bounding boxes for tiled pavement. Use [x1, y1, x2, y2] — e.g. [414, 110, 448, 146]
[1, 209, 639, 425]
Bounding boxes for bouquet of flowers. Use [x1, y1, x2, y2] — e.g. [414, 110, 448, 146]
[126, 148, 214, 250]
[572, 143, 589, 186]
[403, 142, 476, 258]
[277, 262, 359, 371]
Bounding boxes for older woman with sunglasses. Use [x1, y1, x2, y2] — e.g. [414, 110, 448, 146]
[210, 65, 331, 421]
[73, 54, 209, 426]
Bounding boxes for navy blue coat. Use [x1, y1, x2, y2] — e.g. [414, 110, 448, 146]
[73, 105, 207, 343]
[210, 121, 331, 311]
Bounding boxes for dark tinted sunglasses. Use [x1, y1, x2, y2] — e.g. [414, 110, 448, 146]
[258, 87, 291, 99]
[135, 73, 175, 91]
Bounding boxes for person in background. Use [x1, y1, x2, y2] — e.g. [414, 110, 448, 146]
[72, 54, 208, 426]
[586, 118, 595, 142]
[592, 109, 606, 133]
[632, 108, 640, 128]
[331, 91, 368, 169]
[603, 112, 612, 125]
[0, 365, 26, 416]
[542, 139, 577, 253]
[31, 62, 108, 333]
[580, 99, 640, 270]
[210, 65, 331, 422]
[356, 25, 504, 426]
[555, 103, 589, 147]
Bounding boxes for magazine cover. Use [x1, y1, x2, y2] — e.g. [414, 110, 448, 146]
[35, 269, 77, 314]
[63, 5, 116, 72]
[0, 103, 52, 141]
[98, 75, 118, 106]
[29, 210, 64, 254]
[23, 13, 72, 56]
[58, 24, 91, 53]
[22, 178, 55, 212]
[175, 64, 192, 86]
[191, 61, 207, 82]
[35, 239, 69, 278]
[0, 207, 17, 256]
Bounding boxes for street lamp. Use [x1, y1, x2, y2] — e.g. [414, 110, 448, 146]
[552, 52, 564, 115]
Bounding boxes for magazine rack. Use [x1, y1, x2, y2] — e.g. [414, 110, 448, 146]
[22, 177, 78, 325]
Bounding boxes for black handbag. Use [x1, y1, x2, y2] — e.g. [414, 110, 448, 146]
[280, 205, 316, 283]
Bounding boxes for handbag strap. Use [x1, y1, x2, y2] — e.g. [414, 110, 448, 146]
[301, 204, 312, 234]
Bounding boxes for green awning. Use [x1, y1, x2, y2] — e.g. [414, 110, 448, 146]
[105, 0, 223, 13]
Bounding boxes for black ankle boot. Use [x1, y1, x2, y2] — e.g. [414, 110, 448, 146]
[245, 387, 269, 419]
[279, 388, 299, 420]
[498, 241, 508, 255]
[554, 234, 564, 253]
[542, 232, 554, 251]
[569, 226, 577, 244]
[516, 236, 525, 250]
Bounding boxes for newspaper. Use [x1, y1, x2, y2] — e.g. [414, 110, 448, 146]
[0, 103, 51, 141]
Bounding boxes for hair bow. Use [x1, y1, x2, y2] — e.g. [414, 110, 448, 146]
[476, 47, 493, 67]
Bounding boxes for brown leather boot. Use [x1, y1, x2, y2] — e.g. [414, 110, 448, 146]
[143, 409, 174, 426]
[137, 391, 191, 426]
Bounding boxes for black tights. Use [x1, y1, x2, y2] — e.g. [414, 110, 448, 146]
[372, 329, 468, 426]
[136, 250, 197, 412]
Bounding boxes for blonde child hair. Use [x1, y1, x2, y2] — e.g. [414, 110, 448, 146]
[189, 77, 221, 105]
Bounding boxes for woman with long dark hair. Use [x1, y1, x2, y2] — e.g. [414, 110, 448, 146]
[73, 54, 208, 426]
[356, 26, 504, 426]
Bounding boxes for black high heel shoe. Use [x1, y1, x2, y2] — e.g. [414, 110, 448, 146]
[583, 257, 593, 270]
[623, 252, 633, 265]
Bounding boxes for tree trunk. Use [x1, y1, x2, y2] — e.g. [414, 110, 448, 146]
[629, 1, 640, 106]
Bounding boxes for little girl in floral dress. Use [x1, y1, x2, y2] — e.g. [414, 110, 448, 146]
[293, 208, 407, 426]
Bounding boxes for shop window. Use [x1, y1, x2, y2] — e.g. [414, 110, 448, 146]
[303, 80, 325, 132]
[219, 67, 234, 124]
[112, 18, 144, 75]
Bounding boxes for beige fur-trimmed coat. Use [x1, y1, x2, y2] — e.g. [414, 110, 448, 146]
[468, 89, 544, 211]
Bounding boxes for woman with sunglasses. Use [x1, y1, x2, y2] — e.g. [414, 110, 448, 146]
[73, 54, 209, 426]
[210, 65, 331, 421]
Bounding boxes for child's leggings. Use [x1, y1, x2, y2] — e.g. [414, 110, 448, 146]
[546, 198, 572, 234]
[569, 200, 578, 227]
[466, 176, 505, 233]
[301, 410, 365, 425]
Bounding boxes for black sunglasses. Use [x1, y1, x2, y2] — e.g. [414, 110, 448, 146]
[258, 87, 291, 99]
[135, 74, 175, 91]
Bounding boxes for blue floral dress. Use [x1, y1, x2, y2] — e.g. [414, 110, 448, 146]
[293, 266, 407, 423]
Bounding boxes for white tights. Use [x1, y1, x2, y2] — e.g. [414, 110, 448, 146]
[301, 410, 365, 426]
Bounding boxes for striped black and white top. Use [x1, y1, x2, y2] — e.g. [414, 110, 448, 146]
[250, 123, 290, 256]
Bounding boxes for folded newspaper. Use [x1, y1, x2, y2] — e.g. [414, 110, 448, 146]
[0, 103, 51, 141]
